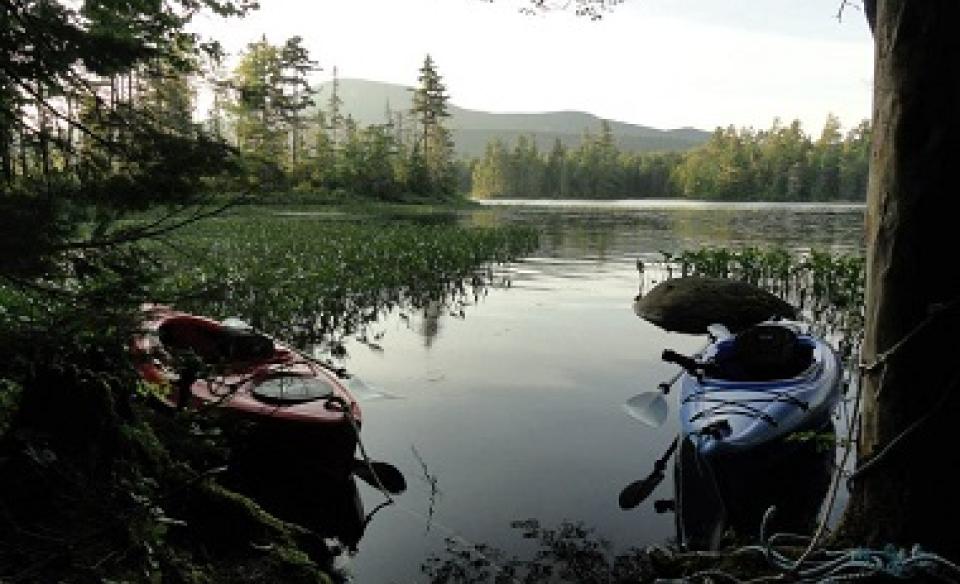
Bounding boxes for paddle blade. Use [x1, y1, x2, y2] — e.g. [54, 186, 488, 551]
[352, 459, 407, 495]
[707, 323, 732, 341]
[342, 375, 402, 402]
[623, 392, 669, 428]
[619, 470, 666, 510]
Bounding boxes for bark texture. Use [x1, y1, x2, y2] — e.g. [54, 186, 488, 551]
[841, 0, 960, 556]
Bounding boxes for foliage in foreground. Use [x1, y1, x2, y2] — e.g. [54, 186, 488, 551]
[0, 283, 337, 583]
[0, 209, 538, 583]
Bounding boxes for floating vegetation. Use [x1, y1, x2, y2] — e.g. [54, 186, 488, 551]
[148, 212, 539, 354]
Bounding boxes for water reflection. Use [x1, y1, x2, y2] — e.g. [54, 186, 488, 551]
[675, 421, 836, 550]
[342, 201, 863, 582]
[476, 201, 865, 257]
[419, 301, 444, 349]
[225, 466, 368, 562]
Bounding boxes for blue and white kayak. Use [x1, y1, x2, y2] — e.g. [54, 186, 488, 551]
[675, 321, 842, 457]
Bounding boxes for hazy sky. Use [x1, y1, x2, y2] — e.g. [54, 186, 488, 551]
[191, 0, 874, 133]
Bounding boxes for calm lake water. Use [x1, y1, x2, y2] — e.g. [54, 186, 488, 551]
[336, 200, 865, 583]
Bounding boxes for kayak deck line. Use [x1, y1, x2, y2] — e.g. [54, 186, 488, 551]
[678, 321, 842, 457]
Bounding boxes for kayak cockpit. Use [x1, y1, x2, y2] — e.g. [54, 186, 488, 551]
[157, 315, 277, 364]
[707, 324, 815, 383]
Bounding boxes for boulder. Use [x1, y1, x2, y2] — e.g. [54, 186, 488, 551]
[634, 276, 797, 334]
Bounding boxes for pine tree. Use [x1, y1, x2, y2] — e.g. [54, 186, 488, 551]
[227, 35, 317, 189]
[277, 36, 318, 169]
[229, 36, 283, 158]
[326, 66, 344, 149]
[409, 55, 454, 196]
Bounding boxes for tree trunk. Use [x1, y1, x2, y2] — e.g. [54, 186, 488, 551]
[66, 94, 74, 172]
[19, 127, 28, 178]
[36, 83, 49, 180]
[840, 0, 960, 557]
[1, 119, 11, 184]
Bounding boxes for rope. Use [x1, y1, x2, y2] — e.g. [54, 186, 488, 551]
[846, 367, 960, 486]
[390, 503, 522, 584]
[773, 294, 960, 568]
[771, 544, 960, 583]
[859, 295, 960, 377]
[839, 294, 960, 485]
[695, 509, 960, 584]
[786, 348, 863, 570]
[324, 395, 394, 505]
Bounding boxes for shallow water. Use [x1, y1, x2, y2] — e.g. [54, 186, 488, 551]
[336, 200, 864, 582]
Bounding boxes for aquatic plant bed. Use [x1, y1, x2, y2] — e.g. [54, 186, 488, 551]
[149, 210, 539, 349]
[644, 246, 865, 347]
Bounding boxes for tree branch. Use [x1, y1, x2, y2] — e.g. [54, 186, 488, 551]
[55, 198, 246, 251]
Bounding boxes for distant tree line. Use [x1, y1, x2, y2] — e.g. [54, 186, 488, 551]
[212, 39, 458, 200]
[0, 7, 869, 207]
[468, 115, 871, 201]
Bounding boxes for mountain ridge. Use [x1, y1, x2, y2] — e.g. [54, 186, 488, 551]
[313, 78, 710, 157]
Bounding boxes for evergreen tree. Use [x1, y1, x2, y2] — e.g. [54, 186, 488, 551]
[410, 54, 455, 196]
[227, 35, 317, 190]
[809, 114, 843, 200]
[277, 36, 318, 170]
[326, 66, 344, 149]
[229, 37, 283, 157]
[472, 139, 510, 198]
[839, 120, 870, 200]
[545, 138, 568, 198]
[307, 109, 337, 188]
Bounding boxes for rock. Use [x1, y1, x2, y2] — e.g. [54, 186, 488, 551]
[634, 276, 797, 334]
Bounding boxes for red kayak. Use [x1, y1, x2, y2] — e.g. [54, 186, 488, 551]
[131, 305, 361, 476]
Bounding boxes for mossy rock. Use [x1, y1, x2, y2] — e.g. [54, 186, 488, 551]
[635, 276, 797, 334]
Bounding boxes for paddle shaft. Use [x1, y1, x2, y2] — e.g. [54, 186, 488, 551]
[619, 435, 681, 510]
[655, 436, 680, 471]
[658, 368, 686, 395]
[658, 339, 714, 393]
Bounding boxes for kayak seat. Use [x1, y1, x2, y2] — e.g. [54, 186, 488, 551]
[712, 325, 813, 382]
[216, 326, 275, 362]
[158, 317, 274, 364]
[158, 317, 222, 361]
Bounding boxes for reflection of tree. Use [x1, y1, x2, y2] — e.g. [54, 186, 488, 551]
[665, 208, 737, 245]
[536, 212, 622, 259]
[419, 300, 444, 349]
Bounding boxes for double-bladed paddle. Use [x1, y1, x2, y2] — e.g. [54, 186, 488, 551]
[352, 458, 407, 495]
[619, 325, 731, 509]
[618, 436, 679, 509]
[622, 324, 731, 428]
